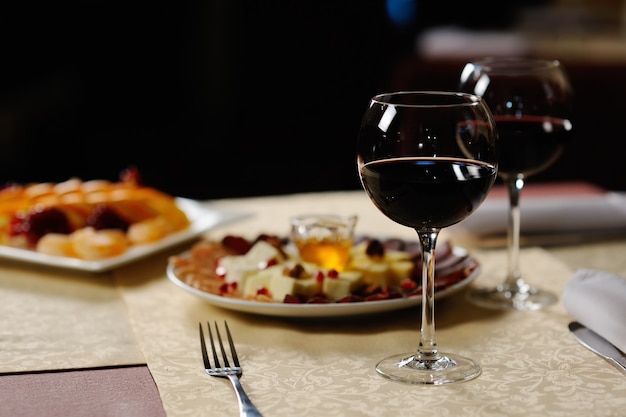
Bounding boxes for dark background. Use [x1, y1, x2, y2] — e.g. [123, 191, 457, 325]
[1, 1, 624, 199]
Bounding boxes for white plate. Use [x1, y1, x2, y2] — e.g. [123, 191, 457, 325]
[166, 246, 480, 318]
[0, 198, 250, 273]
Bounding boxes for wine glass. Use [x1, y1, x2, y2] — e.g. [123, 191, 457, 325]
[458, 57, 574, 310]
[357, 91, 498, 384]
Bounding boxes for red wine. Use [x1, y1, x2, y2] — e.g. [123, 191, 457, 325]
[360, 157, 496, 229]
[494, 115, 571, 179]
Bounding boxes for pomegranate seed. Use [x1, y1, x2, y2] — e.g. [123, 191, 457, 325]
[256, 287, 270, 296]
[400, 279, 417, 291]
[283, 294, 302, 304]
[258, 257, 278, 269]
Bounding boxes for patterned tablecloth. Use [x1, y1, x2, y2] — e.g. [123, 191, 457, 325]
[2, 190, 626, 417]
[115, 191, 626, 417]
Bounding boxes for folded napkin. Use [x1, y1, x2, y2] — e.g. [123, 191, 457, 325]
[452, 183, 626, 244]
[562, 268, 626, 353]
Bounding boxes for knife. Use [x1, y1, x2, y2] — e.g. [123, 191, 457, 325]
[568, 321, 626, 375]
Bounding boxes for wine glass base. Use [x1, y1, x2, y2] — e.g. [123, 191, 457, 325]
[375, 352, 481, 385]
[467, 286, 557, 311]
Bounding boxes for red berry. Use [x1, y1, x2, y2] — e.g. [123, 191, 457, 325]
[256, 287, 270, 296]
[400, 279, 417, 291]
[218, 282, 237, 295]
[9, 207, 72, 247]
[283, 294, 302, 304]
[258, 257, 279, 269]
[221, 235, 252, 255]
[86, 204, 129, 231]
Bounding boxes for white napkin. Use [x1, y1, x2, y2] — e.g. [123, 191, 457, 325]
[562, 268, 626, 353]
[456, 188, 626, 236]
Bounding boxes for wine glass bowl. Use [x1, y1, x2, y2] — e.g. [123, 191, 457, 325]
[459, 57, 574, 310]
[357, 91, 498, 384]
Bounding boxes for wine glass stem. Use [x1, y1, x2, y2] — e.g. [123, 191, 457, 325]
[416, 228, 441, 360]
[505, 176, 530, 293]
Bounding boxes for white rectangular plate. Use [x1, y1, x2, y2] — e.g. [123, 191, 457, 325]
[0, 198, 250, 273]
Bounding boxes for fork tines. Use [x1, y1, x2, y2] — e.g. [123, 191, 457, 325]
[199, 320, 264, 416]
[199, 321, 241, 373]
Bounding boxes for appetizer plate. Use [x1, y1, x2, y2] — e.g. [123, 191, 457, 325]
[166, 246, 480, 318]
[0, 198, 250, 273]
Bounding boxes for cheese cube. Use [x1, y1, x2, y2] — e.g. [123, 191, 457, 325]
[243, 273, 272, 298]
[218, 240, 283, 287]
[245, 240, 283, 264]
[388, 261, 415, 285]
[294, 278, 322, 298]
[322, 270, 364, 301]
[268, 274, 297, 301]
[323, 278, 352, 301]
[350, 257, 390, 288]
[218, 256, 260, 287]
[338, 270, 364, 288]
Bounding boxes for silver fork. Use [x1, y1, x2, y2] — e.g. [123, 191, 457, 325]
[199, 321, 264, 417]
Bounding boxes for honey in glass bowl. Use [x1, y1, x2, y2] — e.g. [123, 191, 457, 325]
[290, 214, 357, 271]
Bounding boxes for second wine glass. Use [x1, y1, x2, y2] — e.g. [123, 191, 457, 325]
[459, 57, 574, 310]
[357, 91, 498, 384]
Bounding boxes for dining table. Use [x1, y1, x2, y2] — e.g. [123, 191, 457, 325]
[1, 186, 626, 417]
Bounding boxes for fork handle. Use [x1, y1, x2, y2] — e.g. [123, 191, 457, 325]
[227, 375, 264, 417]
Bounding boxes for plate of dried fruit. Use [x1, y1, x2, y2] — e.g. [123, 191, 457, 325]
[166, 234, 481, 317]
